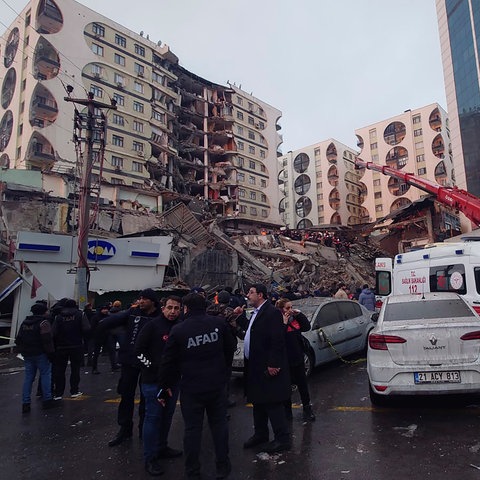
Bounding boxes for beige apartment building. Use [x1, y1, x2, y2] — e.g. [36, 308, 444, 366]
[0, 0, 283, 229]
[355, 103, 454, 222]
[278, 140, 363, 229]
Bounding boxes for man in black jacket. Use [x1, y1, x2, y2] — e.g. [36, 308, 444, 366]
[242, 284, 291, 453]
[16, 303, 56, 412]
[157, 293, 236, 480]
[134, 295, 183, 476]
[52, 299, 90, 399]
[97, 288, 161, 447]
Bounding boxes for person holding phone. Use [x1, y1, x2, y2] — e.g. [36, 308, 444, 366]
[276, 298, 315, 422]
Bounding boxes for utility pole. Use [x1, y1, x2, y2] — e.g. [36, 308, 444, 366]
[64, 90, 116, 309]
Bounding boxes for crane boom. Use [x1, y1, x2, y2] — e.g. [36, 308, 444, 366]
[354, 158, 480, 226]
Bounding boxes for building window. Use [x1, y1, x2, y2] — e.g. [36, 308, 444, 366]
[370, 142, 378, 149]
[113, 93, 125, 106]
[249, 146, 255, 154]
[112, 114, 124, 126]
[261, 209, 268, 218]
[260, 164, 266, 173]
[237, 96, 243, 105]
[90, 85, 103, 98]
[111, 177, 125, 185]
[239, 205, 247, 214]
[237, 111, 244, 121]
[375, 205, 383, 212]
[238, 173, 245, 182]
[111, 156, 123, 168]
[112, 135, 124, 147]
[250, 191, 256, 200]
[248, 102, 253, 110]
[418, 167, 427, 175]
[135, 44, 145, 56]
[374, 192, 382, 199]
[413, 115, 421, 124]
[114, 53, 126, 66]
[237, 156, 244, 167]
[237, 141, 244, 151]
[250, 207, 257, 216]
[152, 110, 165, 123]
[248, 116, 254, 125]
[133, 120, 144, 132]
[415, 141, 424, 149]
[133, 141, 144, 152]
[416, 154, 425, 162]
[152, 71, 164, 84]
[258, 121, 265, 130]
[248, 130, 255, 140]
[92, 23, 105, 36]
[132, 182, 143, 188]
[132, 161, 143, 172]
[249, 160, 255, 169]
[134, 63, 145, 76]
[237, 126, 243, 135]
[91, 43, 104, 56]
[261, 194, 266, 202]
[91, 64, 102, 76]
[261, 179, 266, 188]
[260, 150, 265, 159]
[373, 179, 381, 186]
[248, 175, 256, 185]
[371, 154, 379, 162]
[114, 73, 125, 85]
[133, 101, 144, 113]
[414, 128, 423, 137]
[115, 34, 126, 48]
[239, 189, 245, 197]
[317, 193, 323, 200]
[134, 81, 144, 93]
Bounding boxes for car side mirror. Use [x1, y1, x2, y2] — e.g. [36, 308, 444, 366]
[371, 312, 379, 322]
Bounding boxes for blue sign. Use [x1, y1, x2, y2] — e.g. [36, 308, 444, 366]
[87, 240, 116, 261]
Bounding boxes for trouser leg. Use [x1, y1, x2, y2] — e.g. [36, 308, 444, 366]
[252, 403, 270, 439]
[265, 402, 290, 444]
[22, 357, 36, 404]
[53, 351, 68, 397]
[292, 364, 311, 406]
[206, 388, 229, 464]
[117, 365, 139, 431]
[159, 385, 179, 450]
[38, 354, 53, 401]
[69, 348, 83, 394]
[180, 391, 204, 477]
[141, 383, 162, 463]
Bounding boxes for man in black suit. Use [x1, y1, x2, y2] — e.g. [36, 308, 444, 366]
[242, 283, 292, 453]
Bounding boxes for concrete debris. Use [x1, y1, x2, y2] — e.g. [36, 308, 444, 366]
[393, 424, 418, 438]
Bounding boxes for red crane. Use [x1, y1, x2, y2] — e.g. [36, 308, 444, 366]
[354, 158, 480, 226]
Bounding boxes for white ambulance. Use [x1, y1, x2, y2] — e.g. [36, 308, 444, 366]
[374, 240, 480, 315]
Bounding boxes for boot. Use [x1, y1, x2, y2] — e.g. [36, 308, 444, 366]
[108, 427, 133, 447]
[303, 404, 316, 422]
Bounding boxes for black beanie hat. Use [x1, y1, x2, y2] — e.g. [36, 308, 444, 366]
[217, 290, 231, 305]
[31, 303, 48, 315]
[140, 288, 159, 304]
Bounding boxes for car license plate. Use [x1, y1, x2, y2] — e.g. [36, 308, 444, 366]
[414, 371, 460, 384]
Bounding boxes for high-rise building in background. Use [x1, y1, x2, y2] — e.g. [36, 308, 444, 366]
[436, 0, 480, 200]
[355, 103, 455, 223]
[278, 140, 362, 229]
[0, 0, 283, 230]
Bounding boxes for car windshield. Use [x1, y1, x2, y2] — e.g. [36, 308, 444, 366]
[384, 299, 475, 321]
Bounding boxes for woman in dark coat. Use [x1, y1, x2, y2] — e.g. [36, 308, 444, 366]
[276, 298, 315, 422]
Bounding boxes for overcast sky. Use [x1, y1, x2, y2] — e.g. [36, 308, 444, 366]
[2, 0, 446, 152]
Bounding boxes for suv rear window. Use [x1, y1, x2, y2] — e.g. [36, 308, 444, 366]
[384, 299, 474, 321]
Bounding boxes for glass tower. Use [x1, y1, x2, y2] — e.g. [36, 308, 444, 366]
[437, 0, 480, 197]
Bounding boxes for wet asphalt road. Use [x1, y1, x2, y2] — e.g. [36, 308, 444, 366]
[2, 352, 480, 480]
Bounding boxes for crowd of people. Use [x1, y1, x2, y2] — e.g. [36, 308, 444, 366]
[14, 280, 371, 479]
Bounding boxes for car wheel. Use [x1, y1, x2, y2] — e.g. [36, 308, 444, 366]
[369, 383, 389, 407]
[304, 349, 314, 377]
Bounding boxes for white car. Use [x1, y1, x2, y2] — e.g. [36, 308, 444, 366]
[367, 292, 480, 406]
[232, 298, 376, 376]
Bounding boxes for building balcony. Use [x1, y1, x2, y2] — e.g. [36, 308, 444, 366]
[36, 0, 63, 34]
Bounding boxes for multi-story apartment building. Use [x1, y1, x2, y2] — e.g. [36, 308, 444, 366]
[0, 0, 283, 229]
[436, 0, 480, 201]
[278, 140, 363, 228]
[355, 103, 455, 222]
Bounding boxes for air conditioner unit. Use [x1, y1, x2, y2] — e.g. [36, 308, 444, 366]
[137, 151, 145, 157]
[137, 71, 144, 78]
[93, 72, 100, 78]
[116, 82, 123, 88]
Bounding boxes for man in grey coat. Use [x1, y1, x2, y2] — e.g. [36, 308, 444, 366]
[242, 283, 291, 453]
[359, 284, 376, 311]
